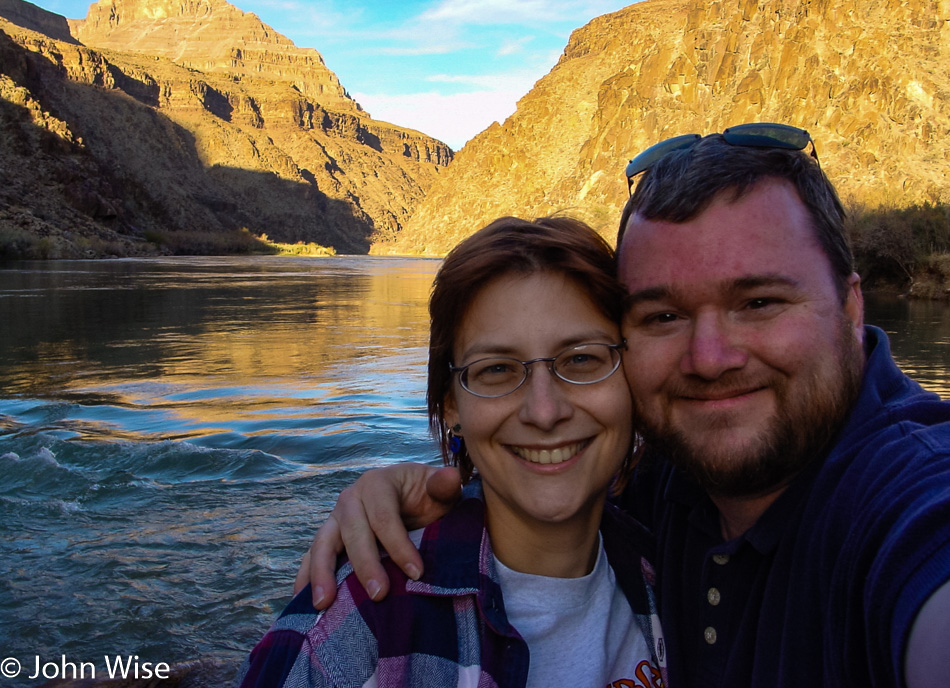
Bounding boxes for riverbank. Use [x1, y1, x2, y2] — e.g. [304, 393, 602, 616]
[853, 254, 950, 301]
[0, 224, 335, 258]
[904, 254, 950, 300]
[2, 218, 948, 299]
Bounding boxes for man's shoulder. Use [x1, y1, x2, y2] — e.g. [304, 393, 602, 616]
[841, 326, 950, 461]
[838, 380, 950, 466]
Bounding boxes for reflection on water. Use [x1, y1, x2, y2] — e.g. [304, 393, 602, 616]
[0, 256, 440, 458]
[0, 258, 947, 686]
[864, 293, 950, 399]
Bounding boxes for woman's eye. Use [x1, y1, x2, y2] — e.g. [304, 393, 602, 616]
[472, 362, 518, 380]
[485, 363, 513, 375]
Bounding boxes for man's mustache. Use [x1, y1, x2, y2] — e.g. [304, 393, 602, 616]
[661, 373, 783, 402]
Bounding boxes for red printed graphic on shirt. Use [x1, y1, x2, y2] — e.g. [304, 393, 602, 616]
[605, 659, 664, 688]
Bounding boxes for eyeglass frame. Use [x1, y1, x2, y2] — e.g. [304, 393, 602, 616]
[449, 341, 627, 398]
[625, 123, 819, 193]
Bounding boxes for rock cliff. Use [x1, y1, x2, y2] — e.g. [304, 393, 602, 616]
[383, 0, 950, 255]
[70, 0, 358, 112]
[0, 0, 451, 257]
[0, 0, 75, 42]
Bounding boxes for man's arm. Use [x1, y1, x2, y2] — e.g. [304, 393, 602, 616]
[905, 579, 950, 688]
[295, 463, 462, 609]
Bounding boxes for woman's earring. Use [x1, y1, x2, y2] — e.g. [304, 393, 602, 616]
[449, 424, 463, 454]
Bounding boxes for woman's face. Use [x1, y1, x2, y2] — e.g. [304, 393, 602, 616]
[445, 271, 633, 532]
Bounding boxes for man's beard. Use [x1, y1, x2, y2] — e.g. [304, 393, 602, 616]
[636, 316, 865, 499]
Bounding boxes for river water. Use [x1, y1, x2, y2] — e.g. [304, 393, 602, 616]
[0, 257, 947, 686]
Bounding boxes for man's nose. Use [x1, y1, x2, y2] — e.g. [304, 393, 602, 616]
[681, 312, 748, 379]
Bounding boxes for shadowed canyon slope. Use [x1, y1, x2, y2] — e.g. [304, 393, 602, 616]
[0, 0, 451, 256]
[382, 0, 950, 255]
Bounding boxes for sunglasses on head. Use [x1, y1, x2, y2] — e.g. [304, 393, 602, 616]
[625, 123, 819, 193]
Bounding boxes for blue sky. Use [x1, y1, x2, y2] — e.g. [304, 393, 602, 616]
[30, 0, 636, 150]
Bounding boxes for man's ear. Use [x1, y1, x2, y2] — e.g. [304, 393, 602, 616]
[844, 271, 865, 343]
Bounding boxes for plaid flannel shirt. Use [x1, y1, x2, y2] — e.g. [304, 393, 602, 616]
[238, 479, 666, 688]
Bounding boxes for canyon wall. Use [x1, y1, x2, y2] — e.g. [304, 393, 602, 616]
[0, 0, 451, 257]
[383, 0, 949, 255]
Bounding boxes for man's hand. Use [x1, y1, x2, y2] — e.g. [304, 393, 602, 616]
[294, 463, 462, 609]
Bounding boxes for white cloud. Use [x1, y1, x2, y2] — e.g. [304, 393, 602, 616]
[353, 86, 530, 151]
[497, 36, 534, 56]
[427, 72, 539, 90]
[420, 0, 555, 24]
[416, 0, 629, 26]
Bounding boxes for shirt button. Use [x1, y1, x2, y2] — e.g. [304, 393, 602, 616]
[712, 554, 730, 565]
[704, 626, 718, 644]
[707, 587, 721, 606]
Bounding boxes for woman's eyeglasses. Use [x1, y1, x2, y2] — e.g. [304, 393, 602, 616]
[625, 122, 819, 192]
[450, 342, 626, 398]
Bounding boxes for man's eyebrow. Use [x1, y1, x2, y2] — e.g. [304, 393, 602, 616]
[728, 274, 802, 294]
[622, 274, 802, 312]
[623, 286, 672, 311]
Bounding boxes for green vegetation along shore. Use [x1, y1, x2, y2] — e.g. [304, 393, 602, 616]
[0, 226, 336, 259]
[1, 204, 948, 299]
[847, 203, 950, 300]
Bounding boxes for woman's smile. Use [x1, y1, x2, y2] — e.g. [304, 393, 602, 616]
[508, 439, 591, 465]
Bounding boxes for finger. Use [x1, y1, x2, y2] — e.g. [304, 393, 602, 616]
[335, 485, 396, 602]
[306, 514, 345, 609]
[365, 465, 459, 578]
[293, 547, 311, 596]
[363, 484, 425, 583]
[424, 466, 463, 508]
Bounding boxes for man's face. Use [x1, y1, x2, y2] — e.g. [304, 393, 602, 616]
[617, 179, 866, 498]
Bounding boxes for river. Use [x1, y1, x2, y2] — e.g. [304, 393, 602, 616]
[0, 256, 947, 686]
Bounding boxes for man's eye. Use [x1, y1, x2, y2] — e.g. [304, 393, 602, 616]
[746, 297, 780, 309]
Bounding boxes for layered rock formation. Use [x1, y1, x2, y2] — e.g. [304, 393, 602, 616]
[0, 0, 75, 42]
[383, 0, 950, 255]
[0, 0, 451, 257]
[71, 0, 358, 112]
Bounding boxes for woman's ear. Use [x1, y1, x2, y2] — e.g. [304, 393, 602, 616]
[444, 390, 460, 431]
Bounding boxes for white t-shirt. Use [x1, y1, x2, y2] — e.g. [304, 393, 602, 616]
[494, 536, 661, 688]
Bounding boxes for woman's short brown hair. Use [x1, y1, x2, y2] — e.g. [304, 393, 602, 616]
[427, 215, 633, 485]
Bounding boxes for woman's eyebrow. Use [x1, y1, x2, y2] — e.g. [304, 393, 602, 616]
[458, 329, 619, 362]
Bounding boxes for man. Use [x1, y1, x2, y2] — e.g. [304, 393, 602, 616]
[298, 126, 950, 686]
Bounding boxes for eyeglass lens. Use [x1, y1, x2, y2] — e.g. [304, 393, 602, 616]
[721, 123, 811, 149]
[459, 343, 621, 397]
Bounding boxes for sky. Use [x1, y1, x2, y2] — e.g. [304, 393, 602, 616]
[29, 0, 636, 150]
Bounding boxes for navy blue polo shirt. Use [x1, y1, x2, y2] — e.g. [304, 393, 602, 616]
[621, 326, 950, 687]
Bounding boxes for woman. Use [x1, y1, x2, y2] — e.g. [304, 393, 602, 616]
[238, 216, 666, 688]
